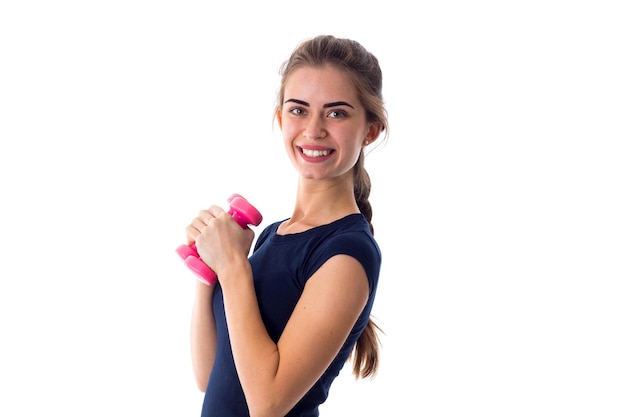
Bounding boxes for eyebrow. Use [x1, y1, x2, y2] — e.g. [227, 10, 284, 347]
[284, 98, 355, 109]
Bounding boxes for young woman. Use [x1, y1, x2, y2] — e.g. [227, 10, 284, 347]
[185, 34, 389, 417]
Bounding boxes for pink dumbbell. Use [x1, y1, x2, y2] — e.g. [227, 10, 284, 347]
[176, 194, 263, 285]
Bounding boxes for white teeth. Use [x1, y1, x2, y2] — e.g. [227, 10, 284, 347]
[302, 148, 331, 157]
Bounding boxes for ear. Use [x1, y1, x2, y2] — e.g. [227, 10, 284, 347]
[275, 109, 283, 129]
[362, 122, 383, 147]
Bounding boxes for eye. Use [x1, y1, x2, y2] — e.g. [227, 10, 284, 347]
[288, 107, 306, 116]
[327, 109, 348, 118]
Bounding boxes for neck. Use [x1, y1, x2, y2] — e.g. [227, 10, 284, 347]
[281, 177, 358, 234]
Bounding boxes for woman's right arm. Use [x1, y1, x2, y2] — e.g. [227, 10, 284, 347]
[185, 207, 222, 391]
[190, 280, 217, 392]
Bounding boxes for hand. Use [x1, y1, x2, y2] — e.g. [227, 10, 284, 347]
[187, 205, 255, 279]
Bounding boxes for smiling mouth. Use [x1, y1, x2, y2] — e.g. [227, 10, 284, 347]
[300, 147, 334, 157]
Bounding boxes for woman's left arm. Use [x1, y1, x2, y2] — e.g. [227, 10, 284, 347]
[220, 254, 369, 417]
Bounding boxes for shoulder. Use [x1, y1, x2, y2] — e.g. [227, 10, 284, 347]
[309, 214, 382, 291]
[321, 214, 381, 261]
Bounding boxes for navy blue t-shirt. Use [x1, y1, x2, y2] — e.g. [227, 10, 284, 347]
[201, 213, 381, 417]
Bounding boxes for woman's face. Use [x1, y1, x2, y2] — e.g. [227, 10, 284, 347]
[278, 65, 379, 183]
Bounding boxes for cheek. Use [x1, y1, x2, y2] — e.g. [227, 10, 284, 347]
[339, 128, 366, 154]
[282, 126, 295, 145]
[281, 126, 299, 156]
[335, 138, 362, 166]
[281, 120, 300, 143]
[349, 145, 363, 166]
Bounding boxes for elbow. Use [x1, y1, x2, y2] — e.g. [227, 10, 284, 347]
[191, 353, 214, 393]
[195, 381, 206, 393]
[248, 408, 278, 417]
[247, 398, 290, 417]
[193, 370, 209, 393]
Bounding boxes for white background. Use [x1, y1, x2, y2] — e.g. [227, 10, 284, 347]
[1, 1, 625, 416]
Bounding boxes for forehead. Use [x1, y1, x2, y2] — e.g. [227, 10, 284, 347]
[284, 65, 359, 103]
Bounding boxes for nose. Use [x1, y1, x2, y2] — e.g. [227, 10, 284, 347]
[303, 117, 326, 140]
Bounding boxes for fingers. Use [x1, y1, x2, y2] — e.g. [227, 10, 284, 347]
[185, 205, 226, 243]
[202, 205, 227, 221]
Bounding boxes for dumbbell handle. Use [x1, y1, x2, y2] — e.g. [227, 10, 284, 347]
[176, 194, 262, 285]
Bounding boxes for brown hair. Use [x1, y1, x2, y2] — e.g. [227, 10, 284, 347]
[275, 35, 389, 378]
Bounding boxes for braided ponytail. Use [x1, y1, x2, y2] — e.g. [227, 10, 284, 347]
[351, 150, 383, 378]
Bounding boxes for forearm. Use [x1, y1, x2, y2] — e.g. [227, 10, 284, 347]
[190, 281, 217, 392]
[220, 261, 285, 415]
